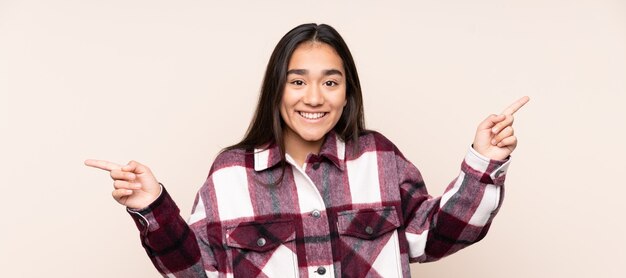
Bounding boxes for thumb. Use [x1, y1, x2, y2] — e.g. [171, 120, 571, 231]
[477, 114, 505, 130]
[122, 160, 149, 175]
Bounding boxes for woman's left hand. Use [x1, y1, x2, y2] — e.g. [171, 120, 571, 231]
[473, 96, 530, 160]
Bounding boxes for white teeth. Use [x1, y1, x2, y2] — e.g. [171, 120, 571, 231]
[299, 112, 326, 119]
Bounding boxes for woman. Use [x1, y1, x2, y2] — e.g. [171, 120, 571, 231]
[86, 23, 528, 277]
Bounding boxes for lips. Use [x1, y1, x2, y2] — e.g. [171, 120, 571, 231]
[298, 111, 327, 120]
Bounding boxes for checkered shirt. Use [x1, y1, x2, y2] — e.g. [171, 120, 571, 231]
[128, 131, 510, 277]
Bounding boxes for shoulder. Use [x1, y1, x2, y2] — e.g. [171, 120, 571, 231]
[209, 147, 253, 175]
[342, 130, 405, 162]
[349, 130, 399, 153]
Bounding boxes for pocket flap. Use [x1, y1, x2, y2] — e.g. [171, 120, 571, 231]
[337, 206, 400, 240]
[225, 218, 295, 252]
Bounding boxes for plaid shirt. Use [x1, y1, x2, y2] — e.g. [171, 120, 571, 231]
[128, 131, 510, 277]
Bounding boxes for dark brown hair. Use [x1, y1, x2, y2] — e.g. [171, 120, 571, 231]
[225, 23, 366, 167]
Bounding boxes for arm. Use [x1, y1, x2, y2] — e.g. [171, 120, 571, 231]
[84, 159, 220, 277]
[399, 146, 509, 263]
[127, 185, 218, 277]
[401, 96, 528, 262]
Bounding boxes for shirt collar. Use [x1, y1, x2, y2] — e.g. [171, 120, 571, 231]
[253, 131, 346, 172]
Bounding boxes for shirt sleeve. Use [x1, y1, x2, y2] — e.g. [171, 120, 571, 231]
[127, 184, 219, 277]
[398, 146, 510, 263]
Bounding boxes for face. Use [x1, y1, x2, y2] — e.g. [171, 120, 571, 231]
[280, 42, 347, 149]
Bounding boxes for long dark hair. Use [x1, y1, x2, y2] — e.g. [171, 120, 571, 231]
[225, 23, 366, 168]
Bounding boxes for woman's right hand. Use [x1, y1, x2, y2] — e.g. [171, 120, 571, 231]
[84, 159, 161, 210]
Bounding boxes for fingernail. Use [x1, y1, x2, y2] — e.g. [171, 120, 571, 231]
[492, 128, 498, 133]
[491, 139, 496, 145]
[126, 190, 133, 194]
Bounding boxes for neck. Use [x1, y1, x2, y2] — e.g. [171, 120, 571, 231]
[283, 130, 324, 168]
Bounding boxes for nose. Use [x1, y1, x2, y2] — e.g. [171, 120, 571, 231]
[303, 84, 324, 106]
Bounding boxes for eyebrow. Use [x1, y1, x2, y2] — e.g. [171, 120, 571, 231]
[287, 69, 344, 77]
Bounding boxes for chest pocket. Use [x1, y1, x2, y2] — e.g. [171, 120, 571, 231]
[225, 218, 298, 277]
[337, 206, 403, 278]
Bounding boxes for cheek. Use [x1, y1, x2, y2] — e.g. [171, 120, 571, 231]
[336, 90, 348, 108]
[279, 93, 294, 124]
[279, 102, 288, 121]
[338, 86, 347, 106]
[281, 89, 295, 107]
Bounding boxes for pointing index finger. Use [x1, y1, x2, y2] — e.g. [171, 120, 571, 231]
[501, 96, 530, 115]
[84, 159, 122, 172]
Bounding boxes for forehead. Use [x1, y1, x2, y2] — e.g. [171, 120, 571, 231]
[288, 42, 344, 72]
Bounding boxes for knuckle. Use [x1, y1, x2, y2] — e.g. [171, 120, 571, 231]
[503, 115, 512, 124]
[114, 180, 127, 189]
[141, 165, 151, 173]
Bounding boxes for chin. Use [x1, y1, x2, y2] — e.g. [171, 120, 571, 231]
[298, 131, 327, 142]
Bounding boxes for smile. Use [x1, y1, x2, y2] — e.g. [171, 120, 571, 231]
[298, 111, 327, 120]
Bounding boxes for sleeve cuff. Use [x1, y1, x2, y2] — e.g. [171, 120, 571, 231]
[127, 183, 179, 234]
[462, 147, 511, 185]
[127, 182, 164, 214]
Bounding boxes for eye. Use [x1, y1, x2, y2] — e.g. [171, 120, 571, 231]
[290, 80, 305, 86]
[324, 80, 338, 87]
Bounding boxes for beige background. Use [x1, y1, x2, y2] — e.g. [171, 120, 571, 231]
[1, 0, 625, 277]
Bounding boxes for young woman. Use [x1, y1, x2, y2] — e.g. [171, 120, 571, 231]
[86, 23, 528, 277]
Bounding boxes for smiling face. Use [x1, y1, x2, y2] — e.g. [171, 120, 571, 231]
[280, 42, 347, 156]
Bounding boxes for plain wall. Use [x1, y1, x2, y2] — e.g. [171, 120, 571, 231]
[1, 0, 625, 277]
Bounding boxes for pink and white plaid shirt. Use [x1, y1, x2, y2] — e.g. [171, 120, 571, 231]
[128, 131, 510, 277]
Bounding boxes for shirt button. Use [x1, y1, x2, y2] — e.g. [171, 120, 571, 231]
[312, 162, 320, 170]
[316, 266, 326, 275]
[311, 210, 321, 218]
[256, 238, 266, 247]
[365, 226, 374, 235]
